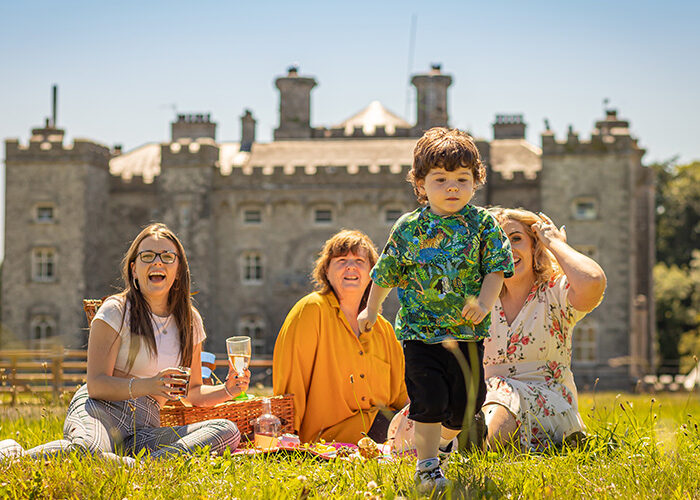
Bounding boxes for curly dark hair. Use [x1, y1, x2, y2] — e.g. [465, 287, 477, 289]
[407, 127, 486, 204]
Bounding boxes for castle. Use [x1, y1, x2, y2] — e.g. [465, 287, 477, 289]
[1, 65, 655, 388]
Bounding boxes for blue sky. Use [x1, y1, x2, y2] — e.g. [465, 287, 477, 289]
[1, 0, 699, 260]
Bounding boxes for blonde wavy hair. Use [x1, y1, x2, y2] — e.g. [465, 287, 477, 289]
[488, 207, 561, 286]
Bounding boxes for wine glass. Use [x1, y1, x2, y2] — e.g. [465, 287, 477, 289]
[226, 336, 252, 400]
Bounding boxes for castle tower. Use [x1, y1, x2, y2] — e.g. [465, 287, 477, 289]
[493, 114, 526, 139]
[411, 64, 452, 133]
[171, 113, 216, 141]
[274, 66, 317, 140]
[540, 109, 653, 388]
[240, 109, 256, 152]
[2, 121, 111, 348]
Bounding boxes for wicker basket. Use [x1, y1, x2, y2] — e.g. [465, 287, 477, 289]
[160, 394, 295, 436]
[83, 299, 104, 324]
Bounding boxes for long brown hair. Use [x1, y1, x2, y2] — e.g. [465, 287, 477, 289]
[116, 223, 194, 371]
[489, 207, 561, 286]
[312, 229, 379, 310]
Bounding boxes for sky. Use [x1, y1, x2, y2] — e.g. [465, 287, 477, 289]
[1, 0, 699, 261]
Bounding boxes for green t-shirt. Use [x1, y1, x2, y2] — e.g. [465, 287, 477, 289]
[371, 204, 514, 343]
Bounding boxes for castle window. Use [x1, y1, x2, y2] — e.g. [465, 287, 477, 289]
[314, 208, 333, 225]
[243, 209, 262, 225]
[384, 208, 403, 224]
[35, 204, 55, 223]
[32, 248, 56, 282]
[30, 315, 56, 347]
[238, 316, 267, 355]
[572, 198, 598, 220]
[242, 252, 263, 284]
[573, 319, 597, 363]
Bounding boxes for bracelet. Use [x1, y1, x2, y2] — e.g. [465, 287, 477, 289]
[223, 383, 234, 400]
[128, 377, 136, 400]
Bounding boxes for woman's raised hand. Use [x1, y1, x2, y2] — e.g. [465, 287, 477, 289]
[532, 212, 567, 247]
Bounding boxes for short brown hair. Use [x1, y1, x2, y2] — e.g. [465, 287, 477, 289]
[408, 127, 486, 204]
[312, 229, 378, 308]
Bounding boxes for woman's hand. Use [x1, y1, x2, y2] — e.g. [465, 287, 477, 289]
[224, 364, 251, 398]
[144, 367, 191, 400]
[531, 212, 567, 248]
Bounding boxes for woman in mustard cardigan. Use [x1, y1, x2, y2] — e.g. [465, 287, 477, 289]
[273, 230, 408, 444]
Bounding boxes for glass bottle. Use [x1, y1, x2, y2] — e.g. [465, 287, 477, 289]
[254, 398, 281, 450]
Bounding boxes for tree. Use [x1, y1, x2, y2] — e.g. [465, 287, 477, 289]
[652, 160, 700, 374]
[654, 253, 699, 373]
[653, 161, 700, 267]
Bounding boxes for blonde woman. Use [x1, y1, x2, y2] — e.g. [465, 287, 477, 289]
[483, 208, 606, 451]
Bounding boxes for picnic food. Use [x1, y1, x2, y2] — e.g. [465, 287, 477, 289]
[357, 436, 381, 459]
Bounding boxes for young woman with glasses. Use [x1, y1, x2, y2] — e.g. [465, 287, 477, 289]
[1, 223, 249, 463]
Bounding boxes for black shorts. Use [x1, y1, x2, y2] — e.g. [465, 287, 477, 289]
[403, 340, 486, 430]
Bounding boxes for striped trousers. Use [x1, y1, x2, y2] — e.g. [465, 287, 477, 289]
[1, 385, 240, 462]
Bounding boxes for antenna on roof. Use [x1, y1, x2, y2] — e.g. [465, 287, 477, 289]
[603, 97, 610, 113]
[404, 14, 417, 119]
[51, 84, 57, 127]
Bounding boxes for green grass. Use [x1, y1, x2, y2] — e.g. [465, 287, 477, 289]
[1, 392, 700, 499]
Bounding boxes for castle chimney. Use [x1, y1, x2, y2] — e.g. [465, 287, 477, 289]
[171, 113, 217, 141]
[492, 114, 526, 140]
[240, 109, 256, 152]
[274, 66, 317, 140]
[411, 64, 452, 133]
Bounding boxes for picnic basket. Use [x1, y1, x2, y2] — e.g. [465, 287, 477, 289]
[83, 299, 295, 436]
[160, 395, 295, 436]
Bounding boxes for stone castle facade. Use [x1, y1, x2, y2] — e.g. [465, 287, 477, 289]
[2, 65, 655, 388]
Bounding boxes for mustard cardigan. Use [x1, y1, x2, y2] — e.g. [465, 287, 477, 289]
[273, 292, 408, 444]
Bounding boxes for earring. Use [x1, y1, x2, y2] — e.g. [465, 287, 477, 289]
[133, 277, 140, 291]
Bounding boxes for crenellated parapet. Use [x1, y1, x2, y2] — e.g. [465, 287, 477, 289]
[489, 168, 540, 184]
[214, 162, 412, 188]
[109, 171, 159, 192]
[5, 133, 111, 167]
[161, 139, 219, 167]
[542, 110, 643, 156]
[310, 125, 417, 139]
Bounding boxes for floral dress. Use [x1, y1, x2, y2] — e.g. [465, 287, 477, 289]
[483, 275, 587, 451]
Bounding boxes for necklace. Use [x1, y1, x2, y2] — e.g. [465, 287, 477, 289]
[152, 313, 171, 335]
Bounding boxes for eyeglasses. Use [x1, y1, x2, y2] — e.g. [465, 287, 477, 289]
[136, 250, 178, 264]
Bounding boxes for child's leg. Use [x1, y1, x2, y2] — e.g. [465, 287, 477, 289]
[403, 340, 451, 462]
[414, 421, 441, 461]
[440, 426, 461, 448]
[443, 341, 487, 447]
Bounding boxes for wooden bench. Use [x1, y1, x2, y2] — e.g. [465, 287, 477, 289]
[0, 348, 88, 405]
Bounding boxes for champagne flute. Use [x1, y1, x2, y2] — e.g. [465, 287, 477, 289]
[226, 336, 252, 400]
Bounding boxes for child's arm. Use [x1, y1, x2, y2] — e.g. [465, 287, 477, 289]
[357, 282, 393, 332]
[461, 271, 504, 325]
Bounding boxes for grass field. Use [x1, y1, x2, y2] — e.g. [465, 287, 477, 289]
[1, 391, 699, 499]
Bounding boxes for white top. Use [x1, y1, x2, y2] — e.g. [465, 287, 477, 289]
[93, 295, 206, 378]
